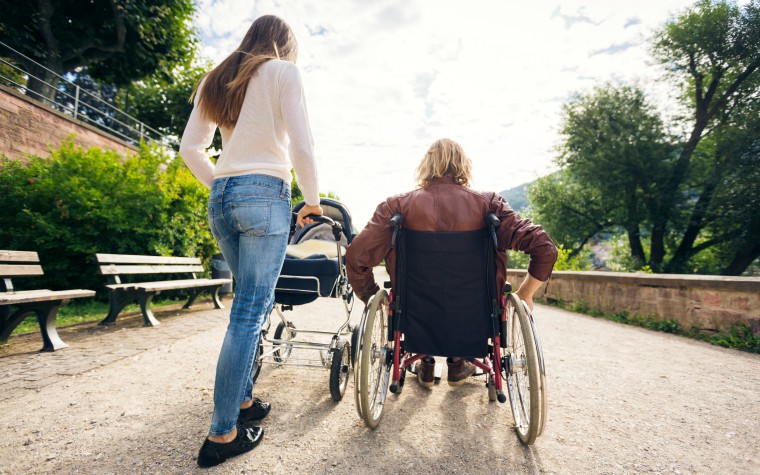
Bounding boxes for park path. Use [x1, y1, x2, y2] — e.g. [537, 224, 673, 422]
[0, 293, 758, 474]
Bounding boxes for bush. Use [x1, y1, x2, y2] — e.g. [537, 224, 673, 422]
[0, 140, 216, 296]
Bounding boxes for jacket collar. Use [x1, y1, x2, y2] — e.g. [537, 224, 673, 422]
[428, 176, 458, 185]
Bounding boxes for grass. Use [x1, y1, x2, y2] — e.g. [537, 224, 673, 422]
[550, 299, 760, 354]
[10, 296, 186, 336]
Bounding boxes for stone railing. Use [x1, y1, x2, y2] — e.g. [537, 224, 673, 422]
[506, 270, 760, 336]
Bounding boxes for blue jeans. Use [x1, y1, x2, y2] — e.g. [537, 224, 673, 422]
[207, 174, 291, 436]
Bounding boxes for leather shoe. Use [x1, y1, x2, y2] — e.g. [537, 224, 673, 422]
[197, 423, 264, 468]
[447, 358, 477, 386]
[238, 397, 271, 424]
[414, 357, 435, 389]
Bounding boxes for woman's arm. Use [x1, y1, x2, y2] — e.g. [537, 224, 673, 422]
[179, 79, 217, 189]
[280, 62, 319, 206]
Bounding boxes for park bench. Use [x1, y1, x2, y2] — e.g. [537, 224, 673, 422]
[0, 250, 96, 351]
[96, 253, 233, 326]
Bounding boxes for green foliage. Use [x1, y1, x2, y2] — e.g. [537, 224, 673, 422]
[120, 60, 217, 149]
[289, 170, 340, 206]
[529, 0, 760, 275]
[710, 325, 760, 353]
[0, 0, 197, 99]
[555, 299, 758, 353]
[0, 140, 216, 295]
[553, 246, 593, 271]
[528, 170, 616, 255]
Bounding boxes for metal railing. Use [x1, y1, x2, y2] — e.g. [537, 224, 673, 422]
[0, 41, 168, 148]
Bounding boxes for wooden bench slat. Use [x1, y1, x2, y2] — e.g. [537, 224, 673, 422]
[136, 278, 232, 292]
[99, 264, 205, 275]
[0, 250, 40, 263]
[0, 264, 44, 277]
[0, 289, 95, 304]
[96, 253, 201, 265]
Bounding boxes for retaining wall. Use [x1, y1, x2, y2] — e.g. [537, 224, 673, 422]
[507, 270, 760, 336]
[0, 85, 136, 160]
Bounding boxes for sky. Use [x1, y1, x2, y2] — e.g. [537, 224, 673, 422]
[194, 0, 697, 228]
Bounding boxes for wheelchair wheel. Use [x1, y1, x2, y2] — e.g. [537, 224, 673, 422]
[273, 321, 297, 362]
[354, 289, 391, 428]
[329, 342, 351, 402]
[503, 293, 545, 445]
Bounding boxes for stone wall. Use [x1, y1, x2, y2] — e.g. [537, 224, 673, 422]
[0, 86, 136, 160]
[507, 270, 760, 335]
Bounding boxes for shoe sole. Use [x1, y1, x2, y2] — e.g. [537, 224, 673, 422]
[447, 378, 469, 387]
[417, 375, 434, 388]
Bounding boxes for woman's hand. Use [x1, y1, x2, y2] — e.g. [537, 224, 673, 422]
[296, 204, 324, 227]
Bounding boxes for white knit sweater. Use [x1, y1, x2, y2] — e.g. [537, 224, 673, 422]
[179, 59, 319, 205]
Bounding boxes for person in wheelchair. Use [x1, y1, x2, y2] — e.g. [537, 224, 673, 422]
[345, 138, 557, 388]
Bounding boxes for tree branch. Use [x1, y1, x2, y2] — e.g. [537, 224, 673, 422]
[36, 0, 59, 58]
[707, 58, 760, 120]
[66, 0, 127, 66]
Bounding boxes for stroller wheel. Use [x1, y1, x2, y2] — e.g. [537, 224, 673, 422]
[273, 321, 297, 362]
[329, 342, 350, 402]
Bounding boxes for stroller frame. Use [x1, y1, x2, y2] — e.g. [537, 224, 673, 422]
[255, 199, 356, 402]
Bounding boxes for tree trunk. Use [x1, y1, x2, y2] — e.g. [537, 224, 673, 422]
[649, 223, 666, 272]
[721, 242, 760, 276]
[626, 224, 646, 268]
[23, 60, 62, 106]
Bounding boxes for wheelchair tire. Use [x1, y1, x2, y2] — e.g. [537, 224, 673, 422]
[329, 342, 350, 402]
[273, 321, 297, 362]
[503, 293, 544, 445]
[354, 289, 391, 428]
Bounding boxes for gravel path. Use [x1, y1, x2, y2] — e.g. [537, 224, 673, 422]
[0, 294, 758, 474]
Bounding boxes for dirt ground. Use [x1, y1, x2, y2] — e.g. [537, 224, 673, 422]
[0, 293, 758, 474]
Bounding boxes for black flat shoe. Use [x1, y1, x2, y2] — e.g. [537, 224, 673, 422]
[238, 397, 271, 424]
[197, 423, 264, 468]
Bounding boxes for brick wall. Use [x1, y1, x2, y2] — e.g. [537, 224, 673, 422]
[0, 86, 136, 160]
[507, 270, 760, 335]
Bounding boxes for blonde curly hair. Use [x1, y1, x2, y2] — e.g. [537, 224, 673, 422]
[416, 138, 472, 188]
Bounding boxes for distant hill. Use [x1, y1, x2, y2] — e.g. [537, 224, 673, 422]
[499, 182, 531, 212]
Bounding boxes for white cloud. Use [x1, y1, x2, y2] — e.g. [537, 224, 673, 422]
[192, 0, 695, 227]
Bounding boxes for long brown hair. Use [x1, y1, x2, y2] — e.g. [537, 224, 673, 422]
[191, 15, 298, 128]
[416, 138, 473, 188]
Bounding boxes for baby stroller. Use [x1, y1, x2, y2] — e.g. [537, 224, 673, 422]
[352, 213, 547, 444]
[255, 198, 356, 401]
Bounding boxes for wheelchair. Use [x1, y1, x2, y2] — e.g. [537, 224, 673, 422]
[255, 198, 356, 402]
[352, 212, 547, 444]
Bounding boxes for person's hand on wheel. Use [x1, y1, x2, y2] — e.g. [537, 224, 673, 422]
[297, 204, 324, 227]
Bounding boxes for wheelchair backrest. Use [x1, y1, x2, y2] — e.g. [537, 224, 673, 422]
[395, 226, 497, 358]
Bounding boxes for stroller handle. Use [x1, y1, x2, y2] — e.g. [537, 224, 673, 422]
[305, 214, 340, 228]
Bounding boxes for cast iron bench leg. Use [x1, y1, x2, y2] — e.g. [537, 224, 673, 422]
[37, 301, 68, 352]
[100, 291, 135, 325]
[210, 286, 224, 309]
[0, 307, 29, 344]
[137, 292, 160, 326]
[182, 289, 202, 309]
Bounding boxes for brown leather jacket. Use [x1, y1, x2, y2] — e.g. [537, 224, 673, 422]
[345, 177, 559, 303]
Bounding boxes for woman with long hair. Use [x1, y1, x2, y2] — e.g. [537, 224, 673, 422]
[179, 15, 322, 467]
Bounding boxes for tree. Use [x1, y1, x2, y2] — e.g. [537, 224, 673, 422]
[528, 170, 616, 258]
[0, 0, 196, 102]
[653, 0, 760, 272]
[533, 1, 760, 275]
[553, 84, 676, 269]
[118, 60, 214, 148]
